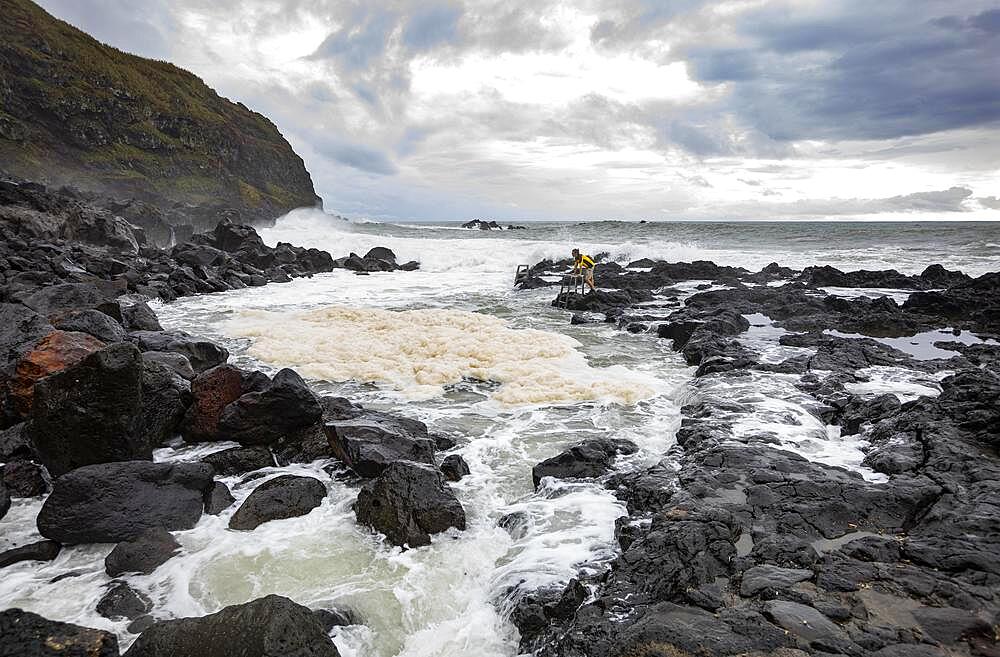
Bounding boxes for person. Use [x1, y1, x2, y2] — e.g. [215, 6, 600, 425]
[571, 248, 597, 292]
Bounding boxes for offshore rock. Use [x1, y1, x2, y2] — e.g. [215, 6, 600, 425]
[123, 595, 339, 657]
[29, 342, 148, 476]
[0, 608, 120, 657]
[218, 368, 323, 445]
[37, 461, 214, 544]
[355, 461, 466, 548]
[105, 527, 181, 576]
[228, 475, 327, 531]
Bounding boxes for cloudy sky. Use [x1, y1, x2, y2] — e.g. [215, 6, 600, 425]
[38, 0, 1000, 221]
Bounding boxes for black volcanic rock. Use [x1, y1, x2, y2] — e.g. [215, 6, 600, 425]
[128, 331, 228, 374]
[0, 608, 120, 657]
[532, 438, 638, 488]
[51, 308, 127, 342]
[218, 368, 323, 445]
[355, 461, 466, 547]
[228, 475, 327, 530]
[2, 460, 49, 497]
[202, 446, 274, 476]
[105, 527, 181, 576]
[0, 539, 61, 569]
[37, 461, 214, 544]
[29, 342, 149, 476]
[122, 595, 339, 657]
[97, 582, 153, 621]
[325, 411, 436, 477]
[440, 454, 471, 482]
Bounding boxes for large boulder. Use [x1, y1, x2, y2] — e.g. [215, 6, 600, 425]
[121, 301, 163, 332]
[325, 411, 436, 477]
[21, 280, 126, 317]
[218, 369, 323, 446]
[228, 475, 327, 530]
[531, 438, 638, 488]
[8, 329, 106, 416]
[0, 609, 120, 657]
[29, 342, 149, 476]
[36, 461, 214, 544]
[355, 461, 466, 547]
[52, 309, 127, 343]
[122, 595, 339, 657]
[105, 527, 181, 576]
[127, 331, 228, 374]
[183, 364, 268, 442]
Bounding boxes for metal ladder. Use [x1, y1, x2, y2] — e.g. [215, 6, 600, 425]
[557, 274, 585, 307]
[513, 264, 530, 286]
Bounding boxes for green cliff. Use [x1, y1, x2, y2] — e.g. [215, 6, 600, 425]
[0, 0, 321, 224]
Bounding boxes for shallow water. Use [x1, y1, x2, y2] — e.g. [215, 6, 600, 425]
[2, 214, 994, 654]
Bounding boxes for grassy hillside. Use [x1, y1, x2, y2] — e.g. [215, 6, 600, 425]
[0, 0, 320, 222]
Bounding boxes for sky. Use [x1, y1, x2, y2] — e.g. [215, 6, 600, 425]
[37, 0, 1000, 221]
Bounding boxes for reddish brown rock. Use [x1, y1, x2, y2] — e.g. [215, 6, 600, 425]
[9, 330, 105, 416]
[183, 365, 267, 442]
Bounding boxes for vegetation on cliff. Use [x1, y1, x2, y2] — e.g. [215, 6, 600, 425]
[0, 0, 320, 223]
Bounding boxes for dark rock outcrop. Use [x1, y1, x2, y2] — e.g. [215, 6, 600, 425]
[183, 364, 268, 442]
[37, 461, 214, 543]
[2, 460, 49, 497]
[0, 608, 120, 657]
[105, 527, 181, 576]
[204, 482, 236, 515]
[228, 475, 327, 531]
[355, 461, 466, 548]
[122, 595, 339, 657]
[128, 331, 228, 374]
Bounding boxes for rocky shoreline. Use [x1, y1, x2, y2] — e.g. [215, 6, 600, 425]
[0, 177, 456, 655]
[508, 257, 999, 656]
[2, 174, 998, 656]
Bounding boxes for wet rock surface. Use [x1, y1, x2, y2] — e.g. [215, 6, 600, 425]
[122, 594, 340, 657]
[0, 539, 61, 569]
[104, 527, 181, 576]
[37, 461, 215, 544]
[0, 608, 120, 657]
[325, 411, 437, 477]
[355, 461, 467, 548]
[228, 475, 327, 530]
[96, 582, 153, 621]
[514, 255, 1000, 657]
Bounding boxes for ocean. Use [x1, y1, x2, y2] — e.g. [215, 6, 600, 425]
[2, 211, 997, 656]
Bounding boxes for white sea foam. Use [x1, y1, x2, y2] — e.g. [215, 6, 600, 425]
[224, 305, 657, 406]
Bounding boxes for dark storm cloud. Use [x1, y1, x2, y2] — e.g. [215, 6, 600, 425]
[675, 0, 1000, 145]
